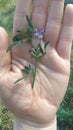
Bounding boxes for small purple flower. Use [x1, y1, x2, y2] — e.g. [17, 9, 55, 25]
[34, 28, 44, 39]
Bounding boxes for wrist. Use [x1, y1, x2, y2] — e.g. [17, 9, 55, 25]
[14, 117, 57, 130]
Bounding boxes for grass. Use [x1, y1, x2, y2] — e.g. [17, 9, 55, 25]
[0, 0, 15, 38]
[0, 0, 15, 129]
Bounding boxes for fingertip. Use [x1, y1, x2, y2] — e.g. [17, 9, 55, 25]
[64, 4, 73, 26]
[57, 4, 73, 60]
[0, 27, 11, 68]
[66, 4, 73, 10]
[0, 26, 8, 34]
[0, 27, 9, 50]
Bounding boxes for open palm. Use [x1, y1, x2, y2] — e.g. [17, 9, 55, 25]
[0, 0, 73, 125]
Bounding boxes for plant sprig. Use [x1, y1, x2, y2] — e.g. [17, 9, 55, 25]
[6, 15, 49, 88]
[6, 15, 34, 52]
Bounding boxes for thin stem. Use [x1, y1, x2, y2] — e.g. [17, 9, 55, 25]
[32, 58, 39, 88]
[31, 42, 34, 48]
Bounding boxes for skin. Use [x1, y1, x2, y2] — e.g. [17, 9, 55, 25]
[0, 0, 73, 129]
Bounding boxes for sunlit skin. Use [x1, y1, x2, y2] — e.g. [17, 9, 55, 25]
[0, 0, 73, 130]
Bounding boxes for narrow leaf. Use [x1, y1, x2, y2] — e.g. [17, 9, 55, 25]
[22, 65, 32, 75]
[17, 40, 23, 46]
[26, 15, 34, 29]
[6, 42, 18, 52]
[44, 41, 49, 49]
[14, 77, 26, 84]
[14, 75, 30, 84]
[37, 43, 44, 54]
[26, 27, 33, 37]
[13, 30, 26, 42]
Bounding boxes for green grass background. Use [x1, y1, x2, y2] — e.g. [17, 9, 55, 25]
[0, 0, 73, 130]
[0, 0, 15, 129]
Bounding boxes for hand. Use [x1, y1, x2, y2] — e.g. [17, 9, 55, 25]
[0, 0, 73, 128]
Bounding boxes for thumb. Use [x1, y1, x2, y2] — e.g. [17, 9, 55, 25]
[0, 27, 11, 71]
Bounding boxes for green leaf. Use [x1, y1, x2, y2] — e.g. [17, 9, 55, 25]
[14, 75, 30, 84]
[12, 15, 34, 43]
[14, 77, 25, 84]
[22, 65, 32, 75]
[37, 43, 44, 54]
[6, 40, 23, 52]
[13, 29, 26, 42]
[17, 40, 23, 46]
[26, 15, 34, 29]
[44, 41, 49, 49]
[26, 27, 33, 37]
[30, 48, 39, 58]
[17, 30, 21, 33]
[38, 41, 49, 54]
[6, 42, 18, 52]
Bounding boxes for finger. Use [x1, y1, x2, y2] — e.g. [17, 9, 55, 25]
[13, 0, 32, 36]
[0, 27, 11, 70]
[45, 0, 64, 47]
[31, 0, 49, 29]
[57, 4, 73, 60]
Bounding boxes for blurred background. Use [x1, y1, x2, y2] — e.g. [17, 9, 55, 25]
[0, 0, 73, 130]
